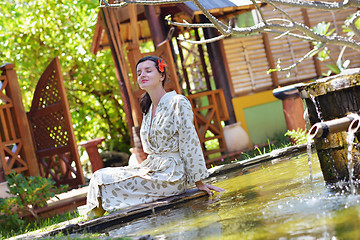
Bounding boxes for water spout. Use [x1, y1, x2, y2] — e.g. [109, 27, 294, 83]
[308, 114, 359, 139]
[347, 114, 360, 194]
[348, 115, 360, 133]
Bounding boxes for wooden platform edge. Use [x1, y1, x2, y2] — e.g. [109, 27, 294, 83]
[207, 143, 309, 177]
[17, 189, 207, 239]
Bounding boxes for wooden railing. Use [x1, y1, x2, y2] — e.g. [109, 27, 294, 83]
[0, 59, 84, 189]
[0, 64, 39, 182]
[187, 89, 229, 164]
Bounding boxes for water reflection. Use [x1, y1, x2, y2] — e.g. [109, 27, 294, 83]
[101, 154, 360, 239]
[107, 198, 224, 239]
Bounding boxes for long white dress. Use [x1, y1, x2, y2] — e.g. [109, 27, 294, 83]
[79, 91, 209, 217]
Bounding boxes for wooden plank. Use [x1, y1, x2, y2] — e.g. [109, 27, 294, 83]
[5, 107, 17, 141]
[0, 64, 38, 176]
[0, 109, 10, 141]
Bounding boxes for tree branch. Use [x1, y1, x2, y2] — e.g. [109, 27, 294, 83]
[100, 0, 360, 72]
[265, 0, 358, 10]
[345, 10, 360, 39]
[269, 43, 326, 73]
[262, 0, 294, 22]
[251, 0, 267, 24]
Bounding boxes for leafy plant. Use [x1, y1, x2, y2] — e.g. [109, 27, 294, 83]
[0, 0, 131, 153]
[312, 21, 350, 76]
[0, 172, 68, 229]
[285, 128, 308, 145]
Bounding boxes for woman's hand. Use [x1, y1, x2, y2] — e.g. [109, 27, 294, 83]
[195, 180, 225, 196]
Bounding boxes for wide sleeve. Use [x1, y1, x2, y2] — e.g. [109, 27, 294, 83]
[175, 95, 209, 185]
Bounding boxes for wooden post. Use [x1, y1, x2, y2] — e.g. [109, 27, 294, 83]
[0, 63, 39, 176]
[176, 38, 192, 94]
[202, 18, 236, 124]
[144, 5, 166, 47]
[101, 8, 135, 130]
[79, 138, 105, 173]
[194, 27, 212, 91]
[262, 33, 279, 87]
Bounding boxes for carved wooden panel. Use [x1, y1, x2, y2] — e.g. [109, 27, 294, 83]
[0, 64, 39, 182]
[27, 58, 84, 188]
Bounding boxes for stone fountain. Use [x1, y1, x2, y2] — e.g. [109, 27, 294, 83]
[297, 68, 360, 185]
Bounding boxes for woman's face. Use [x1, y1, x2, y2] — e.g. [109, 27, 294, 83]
[136, 60, 164, 91]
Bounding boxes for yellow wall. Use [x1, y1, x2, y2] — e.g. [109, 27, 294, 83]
[232, 90, 280, 147]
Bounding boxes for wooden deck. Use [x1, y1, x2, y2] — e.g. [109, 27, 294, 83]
[33, 186, 88, 219]
[37, 143, 308, 220]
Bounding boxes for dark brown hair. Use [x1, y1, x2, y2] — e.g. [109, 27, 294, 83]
[136, 55, 167, 114]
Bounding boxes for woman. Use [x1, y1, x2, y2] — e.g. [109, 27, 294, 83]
[79, 55, 224, 218]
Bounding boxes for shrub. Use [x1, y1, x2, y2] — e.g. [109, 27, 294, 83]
[0, 171, 68, 229]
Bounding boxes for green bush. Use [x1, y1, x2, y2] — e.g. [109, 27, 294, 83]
[0, 171, 68, 229]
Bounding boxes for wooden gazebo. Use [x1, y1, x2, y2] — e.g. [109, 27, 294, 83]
[91, 0, 262, 163]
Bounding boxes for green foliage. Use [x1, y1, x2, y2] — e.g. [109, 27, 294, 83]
[0, 172, 68, 230]
[0, 0, 130, 152]
[312, 21, 351, 76]
[285, 128, 308, 145]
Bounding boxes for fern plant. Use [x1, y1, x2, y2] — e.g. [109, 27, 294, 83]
[285, 128, 308, 145]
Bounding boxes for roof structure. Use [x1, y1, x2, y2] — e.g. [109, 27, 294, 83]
[91, 1, 263, 54]
[178, 0, 263, 19]
[185, 0, 260, 12]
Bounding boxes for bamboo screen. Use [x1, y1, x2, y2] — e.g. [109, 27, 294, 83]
[261, 4, 318, 86]
[306, 7, 360, 72]
[224, 4, 360, 97]
[223, 35, 272, 96]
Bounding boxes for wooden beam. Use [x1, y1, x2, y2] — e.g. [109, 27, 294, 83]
[202, 16, 236, 124]
[194, 20, 211, 91]
[262, 33, 279, 87]
[129, 5, 139, 46]
[100, 8, 135, 131]
[176, 38, 192, 94]
[144, 5, 166, 47]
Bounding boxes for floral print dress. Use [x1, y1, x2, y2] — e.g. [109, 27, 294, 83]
[79, 91, 209, 217]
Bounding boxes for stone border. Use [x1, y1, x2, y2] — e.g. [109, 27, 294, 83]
[11, 143, 309, 239]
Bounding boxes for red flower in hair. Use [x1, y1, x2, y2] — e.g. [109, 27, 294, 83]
[158, 59, 167, 72]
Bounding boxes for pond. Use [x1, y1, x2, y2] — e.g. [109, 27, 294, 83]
[97, 153, 360, 239]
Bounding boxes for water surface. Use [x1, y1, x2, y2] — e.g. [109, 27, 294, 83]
[104, 154, 360, 239]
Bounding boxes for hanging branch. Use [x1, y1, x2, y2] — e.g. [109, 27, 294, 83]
[100, 0, 360, 71]
[269, 43, 326, 73]
[345, 10, 360, 39]
[261, 0, 357, 10]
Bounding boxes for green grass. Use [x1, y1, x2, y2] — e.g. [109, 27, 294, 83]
[235, 133, 292, 161]
[205, 129, 292, 165]
[0, 211, 81, 239]
[1, 210, 134, 239]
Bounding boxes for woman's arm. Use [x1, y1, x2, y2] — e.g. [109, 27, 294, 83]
[195, 180, 225, 196]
